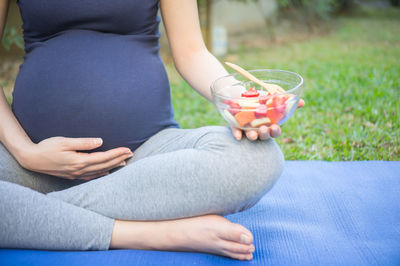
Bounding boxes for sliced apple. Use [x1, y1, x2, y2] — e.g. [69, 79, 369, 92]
[223, 109, 240, 127]
[237, 100, 260, 108]
[250, 117, 272, 128]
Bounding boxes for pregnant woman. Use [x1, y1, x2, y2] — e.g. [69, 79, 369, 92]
[0, 0, 285, 261]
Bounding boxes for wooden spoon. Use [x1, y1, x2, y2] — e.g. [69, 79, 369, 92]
[225, 62, 285, 94]
[225, 62, 305, 109]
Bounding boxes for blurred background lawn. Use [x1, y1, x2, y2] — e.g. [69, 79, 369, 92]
[1, 0, 399, 160]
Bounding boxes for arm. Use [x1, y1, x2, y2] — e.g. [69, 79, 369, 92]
[160, 0, 226, 103]
[0, 0, 33, 160]
[0, 0, 132, 179]
[160, 0, 279, 140]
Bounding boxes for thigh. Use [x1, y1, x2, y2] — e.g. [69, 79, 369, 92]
[128, 126, 232, 163]
[0, 142, 83, 193]
[49, 125, 284, 220]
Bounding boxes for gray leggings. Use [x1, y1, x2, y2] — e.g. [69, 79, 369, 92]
[0, 126, 284, 251]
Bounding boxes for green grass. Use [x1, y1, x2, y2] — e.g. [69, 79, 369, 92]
[165, 8, 400, 161]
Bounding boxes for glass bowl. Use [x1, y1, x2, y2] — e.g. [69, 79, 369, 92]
[211, 69, 304, 130]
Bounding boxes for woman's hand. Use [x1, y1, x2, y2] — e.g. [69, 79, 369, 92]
[231, 99, 305, 141]
[231, 124, 282, 141]
[20, 137, 133, 180]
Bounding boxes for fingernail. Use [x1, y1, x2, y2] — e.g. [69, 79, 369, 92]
[119, 161, 126, 167]
[127, 153, 134, 158]
[95, 138, 103, 145]
[260, 133, 270, 140]
[249, 245, 255, 253]
[240, 234, 251, 244]
[274, 128, 282, 138]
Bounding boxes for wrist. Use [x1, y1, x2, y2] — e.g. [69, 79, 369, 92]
[10, 140, 37, 169]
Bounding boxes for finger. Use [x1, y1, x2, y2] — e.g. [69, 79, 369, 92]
[41, 171, 101, 181]
[269, 124, 282, 138]
[46, 173, 75, 180]
[81, 147, 133, 166]
[258, 126, 270, 140]
[230, 126, 242, 140]
[79, 154, 130, 174]
[245, 130, 258, 141]
[79, 171, 110, 181]
[60, 137, 104, 151]
[79, 168, 113, 178]
[298, 99, 305, 108]
[39, 170, 77, 180]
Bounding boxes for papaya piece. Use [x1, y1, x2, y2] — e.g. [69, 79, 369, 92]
[234, 111, 256, 127]
[266, 109, 284, 124]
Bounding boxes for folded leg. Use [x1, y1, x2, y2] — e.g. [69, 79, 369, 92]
[49, 126, 284, 220]
[0, 143, 113, 250]
[0, 181, 114, 250]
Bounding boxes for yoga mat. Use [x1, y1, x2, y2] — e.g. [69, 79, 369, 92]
[1, 161, 399, 265]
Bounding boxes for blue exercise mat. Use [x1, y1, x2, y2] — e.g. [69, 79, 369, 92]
[1, 161, 399, 266]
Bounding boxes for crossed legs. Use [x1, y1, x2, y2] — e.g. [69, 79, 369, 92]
[0, 126, 284, 259]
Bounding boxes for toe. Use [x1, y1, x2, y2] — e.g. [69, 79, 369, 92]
[221, 250, 253, 261]
[218, 223, 254, 245]
[221, 241, 255, 254]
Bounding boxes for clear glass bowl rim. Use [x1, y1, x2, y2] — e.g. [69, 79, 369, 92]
[210, 69, 304, 100]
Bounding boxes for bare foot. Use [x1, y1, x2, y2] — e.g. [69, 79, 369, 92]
[110, 214, 255, 261]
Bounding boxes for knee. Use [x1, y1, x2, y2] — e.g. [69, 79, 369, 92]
[218, 137, 285, 215]
[242, 138, 284, 209]
[247, 137, 285, 190]
[191, 126, 284, 214]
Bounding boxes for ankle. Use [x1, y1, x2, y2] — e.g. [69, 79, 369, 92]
[110, 219, 174, 250]
[110, 220, 149, 249]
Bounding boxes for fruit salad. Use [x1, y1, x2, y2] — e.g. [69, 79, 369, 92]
[220, 86, 299, 130]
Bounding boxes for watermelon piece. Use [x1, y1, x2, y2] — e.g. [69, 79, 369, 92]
[223, 99, 241, 115]
[272, 95, 286, 113]
[228, 102, 241, 115]
[241, 87, 260, 97]
[255, 105, 268, 117]
[258, 95, 270, 104]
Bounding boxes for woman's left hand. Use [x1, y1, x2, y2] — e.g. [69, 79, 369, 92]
[230, 124, 281, 141]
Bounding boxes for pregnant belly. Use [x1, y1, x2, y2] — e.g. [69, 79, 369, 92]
[12, 30, 178, 151]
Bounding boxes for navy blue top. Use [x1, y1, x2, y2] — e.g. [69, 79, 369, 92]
[12, 0, 180, 152]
